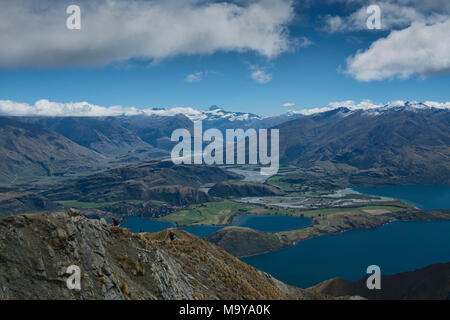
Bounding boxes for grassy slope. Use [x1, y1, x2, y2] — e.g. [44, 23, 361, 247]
[161, 200, 297, 226]
[161, 197, 410, 226]
[161, 201, 249, 226]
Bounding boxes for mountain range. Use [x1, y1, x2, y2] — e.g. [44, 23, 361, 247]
[274, 102, 450, 187]
[0, 101, 449, 186]
[0, 101, 449, 301]
[42, 161, 240, 205]
[0, 117, 102, 184]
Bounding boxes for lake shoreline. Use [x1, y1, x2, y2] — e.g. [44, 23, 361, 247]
[210, 209, 450, 258]
[243, 219, 450, 289]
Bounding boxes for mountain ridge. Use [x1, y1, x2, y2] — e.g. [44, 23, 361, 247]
[41, 160, 241, 205]
[0, 116, 103, 184]
[274, 104, 450, 187]
[0, 210, 322, 300]
[308, 262, 450, 300]
[2, 101, 449, 186]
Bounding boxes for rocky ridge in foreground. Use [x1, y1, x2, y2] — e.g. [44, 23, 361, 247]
[0, 210, 321, 300]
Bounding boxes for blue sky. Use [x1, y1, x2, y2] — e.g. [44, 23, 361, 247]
[0, 0, 449, 116]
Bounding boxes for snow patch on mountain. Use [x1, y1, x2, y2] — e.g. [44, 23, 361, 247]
[292, 100, 450, 116]
[1, 99, 448, 120]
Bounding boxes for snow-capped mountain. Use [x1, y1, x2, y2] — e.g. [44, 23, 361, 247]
[198, 105, 262, 122]
[3, 100, 448, 186]
[275, 102, 450, 185]
[139, 105, 301, 131]
[126, 105, 263, 122]
[292, 101, 450, 117]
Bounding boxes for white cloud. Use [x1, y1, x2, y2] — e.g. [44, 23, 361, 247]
[250, 69, 272, 84]
[184, 70, 217, 83]
[345, 19, 450, 81]
[322, 0, 449, 33]
[0, 100, 141, 117]
[0, 99, 208, 119]
[295, 36, 314, 48]
[422, 101, 450, 109]
[184, 72, 204, 83]
[292, 107, 333, 115]
[282, 102, 295, 107]
[0, 0, 295, 68]
[327, 100, 382, 110]
[1, 99, 450, 118]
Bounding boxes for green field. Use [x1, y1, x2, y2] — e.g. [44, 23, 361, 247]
[161, 200, 296, 226]
[160, 201, 247, 226]
[265, 168, 309, 192]
[160, 196, 412, 227]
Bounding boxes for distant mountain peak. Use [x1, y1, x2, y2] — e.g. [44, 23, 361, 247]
[330, 107, 352, 114]
[209, 105, 222, 111]
[199, 107, 261, 122]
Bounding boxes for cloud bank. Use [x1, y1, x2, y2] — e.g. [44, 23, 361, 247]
[0, 0, 295, 68]
[323, 0, 450, 32]
[345, 19, 450, 81]
[1, 99, 449, 118]
[0, 99, 204, 118]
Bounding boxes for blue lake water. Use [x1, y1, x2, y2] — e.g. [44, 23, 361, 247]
[242, 220, 450, 288]
[123, 214, 312, 237]
[122, 184, 450, 288]
[352, 184, 450, 210]
[180, 225, 224, 238]
[230, 214, 311, 232]
[123, 216, 174, 233]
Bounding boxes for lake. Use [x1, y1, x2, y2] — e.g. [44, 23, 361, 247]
[122, 184, 450, 288]
[242, 220, 450, 288]
[123, 214, 312, 237]
[352, 184, 450, 210]
[123, 216, 174, 233]
[230, 214, 311, 232]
